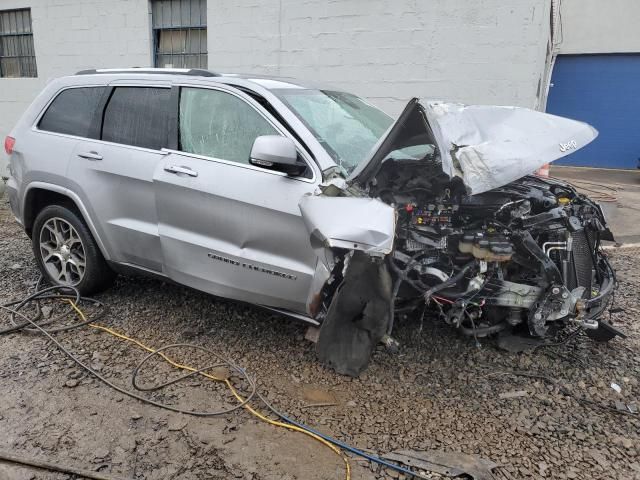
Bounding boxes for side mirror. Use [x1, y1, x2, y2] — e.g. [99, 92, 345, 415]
[249, 135, 306, 176]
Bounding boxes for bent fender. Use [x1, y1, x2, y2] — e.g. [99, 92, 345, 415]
[298, 195, 396, 255]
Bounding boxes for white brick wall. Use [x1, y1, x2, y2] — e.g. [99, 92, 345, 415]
[558, 0, 640, 54]
[1, 0, 552, 175]
[0, 0, 152, 176]
[207, 0, 552, 116]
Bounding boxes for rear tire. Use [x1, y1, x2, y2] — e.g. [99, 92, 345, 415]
[32, 204, 115, 295]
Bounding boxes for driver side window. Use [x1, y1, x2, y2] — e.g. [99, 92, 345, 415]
[179, 87, 279, 164]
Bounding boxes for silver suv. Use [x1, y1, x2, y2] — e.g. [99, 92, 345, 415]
[6, 68, 619, 375]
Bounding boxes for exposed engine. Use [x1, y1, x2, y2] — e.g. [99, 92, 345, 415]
[308, 99, 620, 377]
[373, 158, 617, 340]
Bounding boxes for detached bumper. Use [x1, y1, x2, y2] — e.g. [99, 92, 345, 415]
[571, 254, 625, 340]
[580, 255, 616, 319]
[581, 255, 626, 339]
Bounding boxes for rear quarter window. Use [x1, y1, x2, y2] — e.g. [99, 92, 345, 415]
[38, 87, 106, 138]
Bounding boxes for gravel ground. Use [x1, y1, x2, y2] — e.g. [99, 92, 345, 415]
[1, 197, 639, 480]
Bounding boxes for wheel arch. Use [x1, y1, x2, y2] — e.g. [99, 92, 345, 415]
[22, 182, 111, 261]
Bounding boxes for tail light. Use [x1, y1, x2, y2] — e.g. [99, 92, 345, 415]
[4, 136, 15, 155]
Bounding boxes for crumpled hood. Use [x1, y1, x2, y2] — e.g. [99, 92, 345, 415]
[348, 99, 598, 195]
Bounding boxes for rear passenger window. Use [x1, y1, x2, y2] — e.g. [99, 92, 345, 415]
[102, 87, 172, 150]
[38, 87, 105, 138]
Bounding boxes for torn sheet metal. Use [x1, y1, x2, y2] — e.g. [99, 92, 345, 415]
[425, 102, 598, 194]
[298, 195, 396, 254]
[348, 98, 598, 195]
[383, 449, 499, 480]
[316, 251, 392, 376]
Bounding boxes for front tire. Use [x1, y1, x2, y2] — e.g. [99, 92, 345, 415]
[32, 204, 115, 295]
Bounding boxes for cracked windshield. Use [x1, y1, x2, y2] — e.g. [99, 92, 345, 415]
[274, 89, 393, 174]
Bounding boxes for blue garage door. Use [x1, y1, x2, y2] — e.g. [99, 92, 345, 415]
[546, 54, 640, 169]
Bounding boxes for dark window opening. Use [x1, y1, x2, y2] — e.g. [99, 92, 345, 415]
[0, 8, 37, 77]
[38, 87, 106, 138]
[102, 87, 172, 150]
[152, 0, 207, 69]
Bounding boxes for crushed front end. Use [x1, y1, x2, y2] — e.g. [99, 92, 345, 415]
[301, 99, 620, 376]
[387, 172, 618, 342]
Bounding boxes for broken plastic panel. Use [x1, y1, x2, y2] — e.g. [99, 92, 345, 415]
[298, 195, 396, 254]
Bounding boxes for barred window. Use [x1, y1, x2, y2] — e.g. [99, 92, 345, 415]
[0, 8, 37, 78]
[152, 0, 207, 69]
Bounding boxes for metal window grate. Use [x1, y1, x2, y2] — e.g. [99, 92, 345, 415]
[0, 8, 37, 78]
[152, 0, 207, 69]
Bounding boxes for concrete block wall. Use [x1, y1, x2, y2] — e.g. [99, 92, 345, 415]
[0, 0, 152, 176]
[207, 0, 551, 115]
[558, 0, 640, 54]
[1, 0, 552, 176]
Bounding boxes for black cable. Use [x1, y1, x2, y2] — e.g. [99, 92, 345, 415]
[254, 391, 429, 479]
[458, 321, 507, 337]
[387, 250, 435, 335]
[1, 284, 257, 417]
[0, 285, 82, 334]
[2, 280, 428, 478]
[132, 343, 243, 394]
[423, 260, 476, 302]
[531, 327, 582, 352]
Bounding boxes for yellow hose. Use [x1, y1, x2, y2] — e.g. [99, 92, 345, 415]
[66, 300, 351, 480]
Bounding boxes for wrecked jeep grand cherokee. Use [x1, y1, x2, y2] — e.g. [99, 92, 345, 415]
[7, 71, 617, 377]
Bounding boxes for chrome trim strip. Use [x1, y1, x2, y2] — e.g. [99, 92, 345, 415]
[31, 129, 171, 156]
[160, 148, 317, 184]
[260, 305, 320, 326]
[116, 261, 167, 277]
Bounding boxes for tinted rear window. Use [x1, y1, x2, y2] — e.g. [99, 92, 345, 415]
[102, 87, 172, 150]
[38, 87, 106, 138]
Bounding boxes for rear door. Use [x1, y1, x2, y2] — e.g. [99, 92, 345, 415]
[153, 84, 320, 313]
[66, 83, 174, 271]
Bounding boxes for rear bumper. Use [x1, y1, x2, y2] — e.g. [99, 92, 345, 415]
[5, 176, 22, 225]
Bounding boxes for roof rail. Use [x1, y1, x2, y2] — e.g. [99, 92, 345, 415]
[75, 68, 219, 77]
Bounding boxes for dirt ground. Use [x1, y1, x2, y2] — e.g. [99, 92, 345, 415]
[1, 196, 639, 480]
[551, 166, 640, 244]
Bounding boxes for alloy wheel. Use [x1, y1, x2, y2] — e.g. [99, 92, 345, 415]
[39, 217, 86, 285]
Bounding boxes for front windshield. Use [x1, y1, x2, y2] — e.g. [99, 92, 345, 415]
[273, 89, 393, 174]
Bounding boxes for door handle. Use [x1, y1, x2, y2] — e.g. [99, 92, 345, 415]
[77, 151, 103, 160]
[164, 165, 198, 177]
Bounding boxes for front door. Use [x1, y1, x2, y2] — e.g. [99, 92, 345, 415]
[153, 85, 319, 313]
